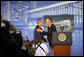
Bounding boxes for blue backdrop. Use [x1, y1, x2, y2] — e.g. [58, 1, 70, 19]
[1, 1, 83, 56]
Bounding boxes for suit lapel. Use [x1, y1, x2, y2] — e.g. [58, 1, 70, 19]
[37, 25, 42, 30]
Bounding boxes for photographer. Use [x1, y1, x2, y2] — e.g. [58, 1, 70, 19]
[1, 16, 23, 56]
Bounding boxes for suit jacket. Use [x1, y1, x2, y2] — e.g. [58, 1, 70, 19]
[34, 25, 46, 43]
[42, 24, 57, 47]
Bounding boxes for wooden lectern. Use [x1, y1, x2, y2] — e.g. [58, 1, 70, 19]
[52, 32, 73, 56]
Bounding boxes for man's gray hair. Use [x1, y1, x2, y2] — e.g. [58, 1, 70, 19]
[46, 18, 53, 23]
[37, 19, 43, 24]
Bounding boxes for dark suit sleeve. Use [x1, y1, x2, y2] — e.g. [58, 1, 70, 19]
[35, 26, 46, 42]
[36, 28, 42, 38]
[42, 24, 57, 36]
[36, 29, 46, 41]
[34, 26, 43, 42]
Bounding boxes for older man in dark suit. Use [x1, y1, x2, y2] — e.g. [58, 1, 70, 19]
[37, 18, 57, 56]
[34, 19, 46, 44]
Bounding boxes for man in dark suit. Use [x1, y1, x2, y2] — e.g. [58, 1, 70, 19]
[34, 19, 46, 44]
[37, 18, 57, 56]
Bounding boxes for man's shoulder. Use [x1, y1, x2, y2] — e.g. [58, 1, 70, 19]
[52, 24, 55, 26]
[35, 25, 42, 30]
[51, 24, 56, 28]
[35, 25, 41, 28]
[34, 25, 39, 30]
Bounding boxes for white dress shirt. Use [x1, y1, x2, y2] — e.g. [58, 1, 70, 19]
[34, 43, 49, 56]
[49, 23, 52, 28]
